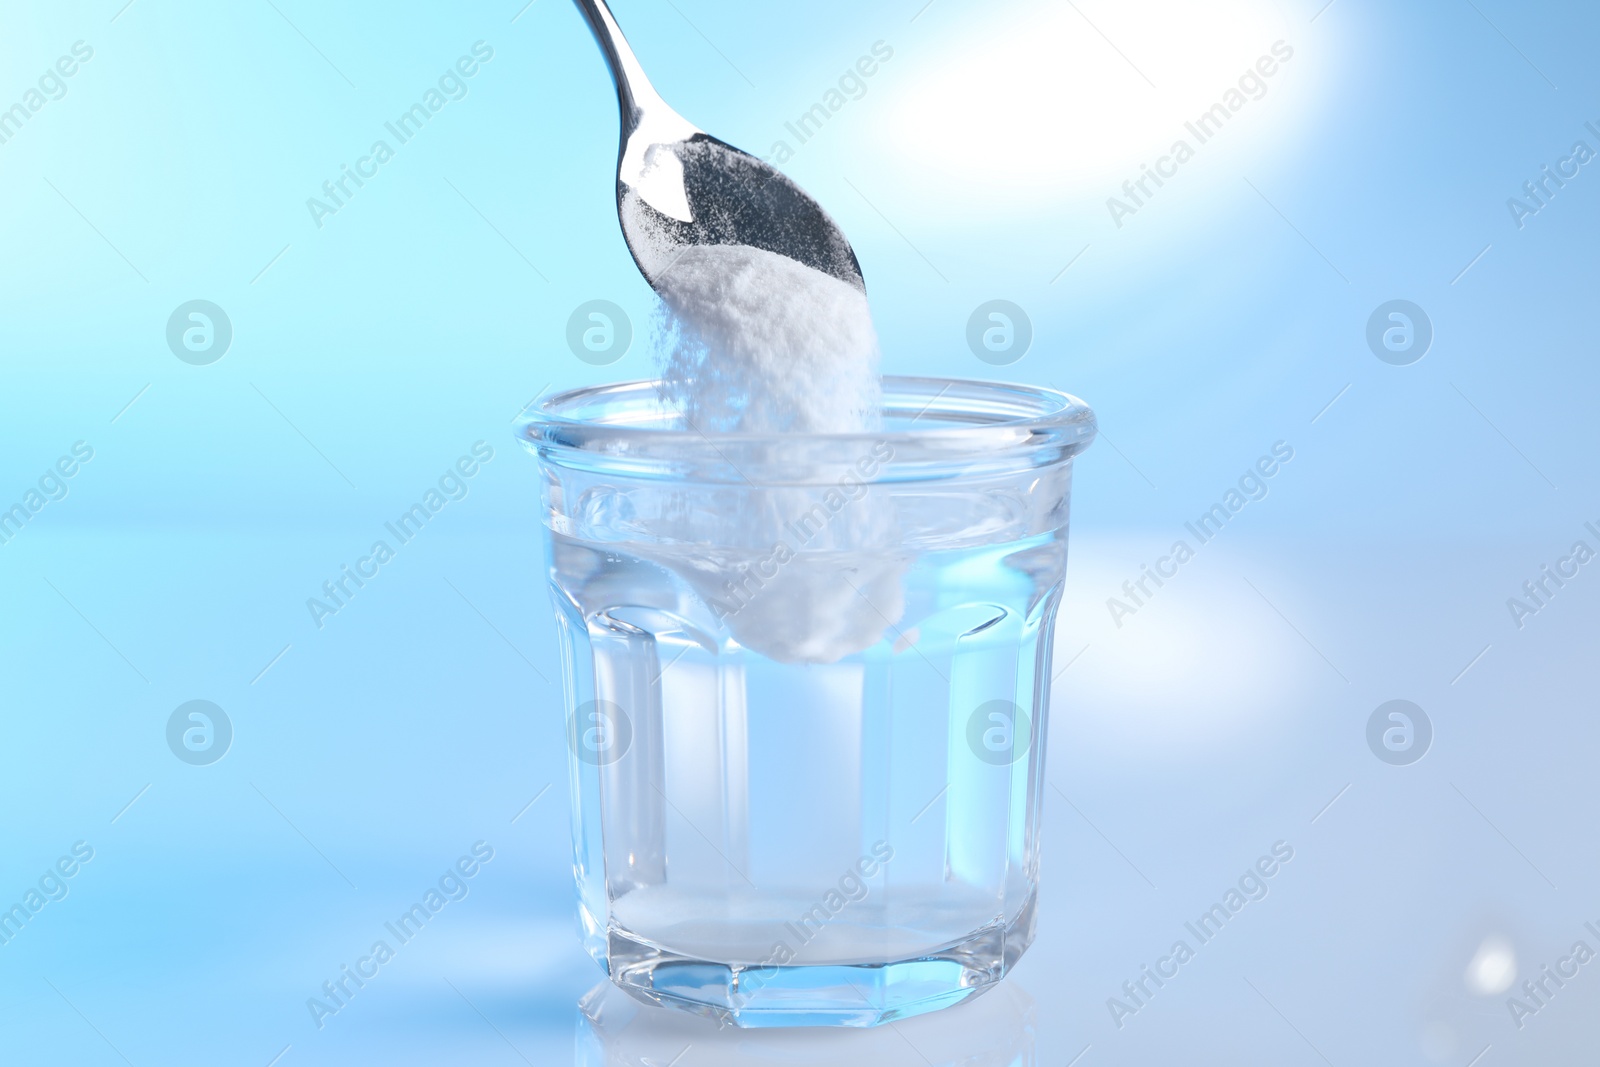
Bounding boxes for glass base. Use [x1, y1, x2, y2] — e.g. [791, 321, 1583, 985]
[597, 892, 1036, 1028]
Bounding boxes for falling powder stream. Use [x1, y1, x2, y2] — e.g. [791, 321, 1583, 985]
[653, 244, 881, 434]
[619, 190, 905, 663]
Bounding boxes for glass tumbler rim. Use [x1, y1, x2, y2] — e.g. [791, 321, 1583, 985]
[518, 376, 1097, 485]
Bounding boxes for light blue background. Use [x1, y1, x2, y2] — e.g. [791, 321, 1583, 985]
[2, 0, 1597, 1063]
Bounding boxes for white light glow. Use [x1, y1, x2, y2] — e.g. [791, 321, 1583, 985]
[1054, 553, 1310, 753]
[1464, 934, 1518, 996]
[865, 0, 1309, 212]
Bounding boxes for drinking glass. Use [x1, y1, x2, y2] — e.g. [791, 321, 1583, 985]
[521, 377, 1096, 1027]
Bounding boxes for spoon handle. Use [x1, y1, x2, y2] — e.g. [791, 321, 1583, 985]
[572, 0, 660, 138]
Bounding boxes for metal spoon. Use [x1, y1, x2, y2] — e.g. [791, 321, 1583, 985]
[573, 0, 865, 292]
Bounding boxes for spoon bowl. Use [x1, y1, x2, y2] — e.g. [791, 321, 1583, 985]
[574, 0, 865, 293]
